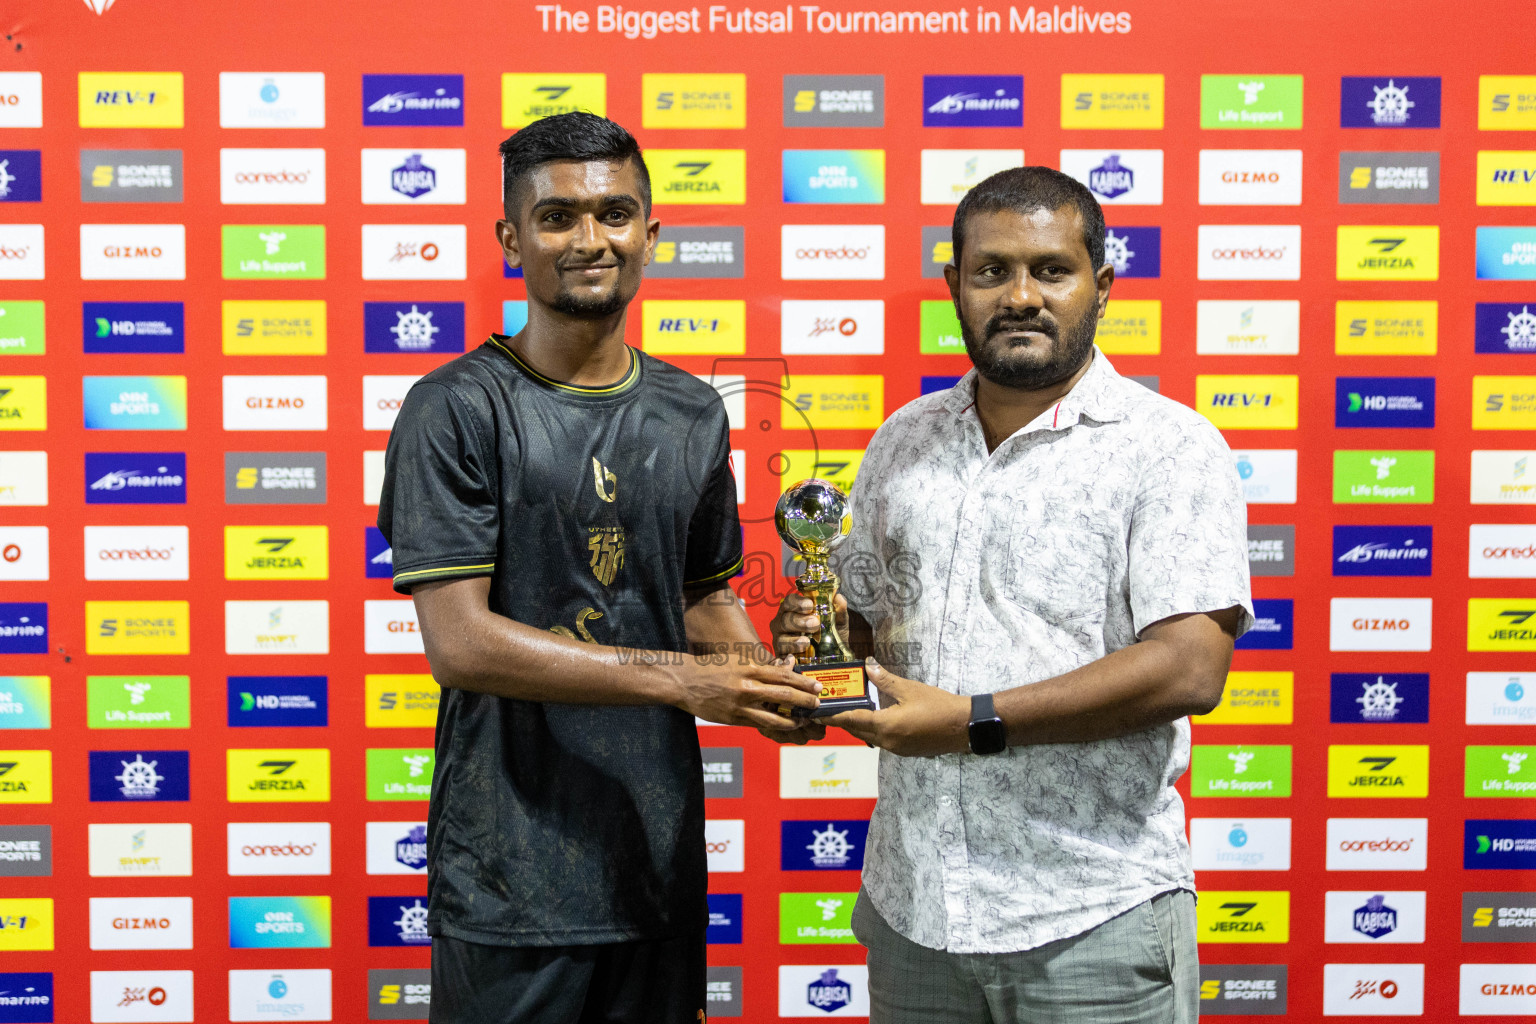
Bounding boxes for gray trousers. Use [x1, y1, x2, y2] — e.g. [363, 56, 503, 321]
[853, 888, 1198, 1024]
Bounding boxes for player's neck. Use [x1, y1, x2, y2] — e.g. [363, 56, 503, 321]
[511, 306, 633, 388]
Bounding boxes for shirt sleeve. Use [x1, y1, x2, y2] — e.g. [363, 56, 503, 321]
[681, 418, 744, 587]
[378, 381, 500, 594]
[1126, 417, 1255, 639]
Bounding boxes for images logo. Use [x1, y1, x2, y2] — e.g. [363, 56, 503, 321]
[922, 75, 1022, 127]
[83, 302, 183, 354]
[643, 73, 745, 129]
[1192, 745, 1292, 797]
[1338, 151, 1440, 204]
[1335, 300, 1437, 355]
[0, 604, 46, 655]
[1200, 75, 1302, 129]
[82, 376, 186, 431]
[366, 748, 433, 801]
[1467, 673, 1536, 724]
[649, 150, 746, 205]
[1466, 819, 1536, 868]
[362, 74, 463, 126]
[1478, 226, 1536, 280]
[229, 896, 332, 948]
[1196, 892, 1290, 943]
[1333, 450, 1434, 504]
[1330, 673, 1430, 724]
[79, 223, 186, 280]
[1335, 378, 1435, 429]
[1480, 75, 1536, 131]
[219, 148, 326, 205]
[78, 72, 184, 128]
[1198, 149, 1302, 205]
[500, 73, 606, 128]
[1060, 149, 1163, 204]
[781, 820, 869, 871]
[1060, 73, 1163, 129]
[783, 149, 884, 204]
[228, 676, 327, 728]
[1197, 225, 1300, 280]
[783, 74, 883, 127]
[228, 969, 332, 1022]
[1195, 670, 1293, 724]
[647, 227, 744, 280]
[0, 750, 50, 803]
[81, 148, 183, 203]
[1196, 375, 1298, 429]
[86, 675, 190, 730]
[219, 72, 325, 128]
[1337, 226, 1439, 281]
[1189, 818, 1291, 871]
[221, 225, 325, 280]
[87, 750, 188, 802]
[1340, 76, 1440, 128]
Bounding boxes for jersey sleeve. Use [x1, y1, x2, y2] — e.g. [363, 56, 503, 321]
[681, 418, 744, 587]
[378, 381, 500, 594]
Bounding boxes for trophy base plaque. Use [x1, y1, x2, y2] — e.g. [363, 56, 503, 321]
[793, 661, 875, 718]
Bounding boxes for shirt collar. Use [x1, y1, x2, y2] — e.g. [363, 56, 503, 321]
[943, 346, 1129, 431]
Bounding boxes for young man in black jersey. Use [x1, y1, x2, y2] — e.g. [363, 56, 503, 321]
[378, 112, 822, 1024]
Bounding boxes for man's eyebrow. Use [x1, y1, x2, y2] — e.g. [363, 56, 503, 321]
[968, 247, 1078, 264]
[529, 193, 642, 213]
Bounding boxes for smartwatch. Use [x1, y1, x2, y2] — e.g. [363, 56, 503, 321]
[967, 693, 1008, 756]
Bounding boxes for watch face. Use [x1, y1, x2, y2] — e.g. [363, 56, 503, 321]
[970, 718, 1007, 755]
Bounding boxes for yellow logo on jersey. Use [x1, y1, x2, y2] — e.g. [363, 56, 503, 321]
[0, 376, 46, 431]
[1469, 599, 1536, 652]
[1334, 300, 1438, 355]
[643, 73, 746, 129]
[224, 526, 329, 581]
[86, 601, 190, 655]
[1327, 744, 1430, 797]
[642, 300, 746, 354]
[0, 750, 51, 803]
[783, 376, 884, 430]
[501, 74, 607, 129]
[365, 675, 440, 728]
[649, 150, 747, 205]
[0, 898, 54, 950]
[227, 748, 332, 802]
[1195, 671, 1294, 725]
[1473, 376, 1536, 430]
[1480, 76, 1536, 131]
[1336, 226, 1439, 281]
[777, 450, 867, 497]
[1096, 299, 1161, 355]
[79, 72, 184, 128]
[1196, 375, 1299, 430]
[1196, 891, 1289, 944]
[222, 300, 327, 356]
[1060, 74, 1164, 129]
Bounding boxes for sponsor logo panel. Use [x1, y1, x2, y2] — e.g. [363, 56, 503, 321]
[0, 532, 47, 583]
[1060, 149, 1163, 204]
[0, 898, 50, 951]
[1189, 818, 1291, 871]
[1234, 451, 1297, 505]
[82, 376, 186, 430]
[0, 224, 43, 280]
[1335, 300, 1437, 355]
[367, 748, 433, 801]
[0, 376, 44, 430]
[1335, 377, 1434, 428]
[1477, 302, 1536, 354]
[0, 151, 40, 204]
[1341, 76, 1440, 128]
[918, 149, 1022, 206]
[1246, 525, 1294, 578]
[365, 821, 427, 875]
[223, 526, 328, 581]
[1471, 450, 1536, 504]
[0, 825, 50, 877]
[921, 225, 952, 277]
[223, 375, 328, 431]
[700, 746, 743, 798]
[1333, 450, 1433, 504]
[1329, 598, 1432, 652]
[84, 301, 183, 354]
[1459, 964, 1536, 1015]
[86, 675, 189, 730]
[228, 896, 332, 948]
[0, 603, 46, 655]
[1102, 226, 1159, 279]
[1326, 818, 1428, 871]
[1468, 672, 1536, 725]
[0, 451, 47, 507]
[0, 971, 51, 1021]
[922, 75, 1022, 127]
[87, 822, 191, 877]
[1196, 375, 1297, 429]
[1467, 819, 1536, 868]
[706, 819, 744, 872]
[781, 224, 883, 280]
[368, 897, 432, 947]
[228, 969, 331, 1022]
[86, 601, 188, 656]
[1198, 149, 1302, 205]
[1471, 524, 1536, 578]
[1322, 890, 1425, 943]
[363, 375, 419, 432]
[227, 676, 327, 728]
[0, 301, 44, 356]
[919, 300, 962, 355]
[1198, 964, 1287, 1015]
[641, 300, 745, 355]
[780, 300, 883, 356]
[364, 301, 464, 352]
[0, 676, 45, 734]
[1469, 599, 1536, 652]
[0, 749, 49, 803]
[777, 965, 869, 1017]
[81, 148, 183, 203]
[1332, 525, 1432, 577]
[88, 896, 193, 950]
[643, 73, 745, 129]
[360, 224, 466, 280]
[362, 74, 463, 126]
[226, 748, 331, 803]
[648, 226, 743, 280]
[78, 72, 183, 129]
[1479, 150, 1536, 205]
[0, 72, 42, 128]
[782, 819, 868, 871]
[87, 750, 188, 802]
[365, 527, 392, 579]
[1191, 745, 1292, 797]
[225, 452, 325, 504]
[1195, 670, 1293, 724]
[361, 148, 466, 205]
[1329, 673, 1429, 724]
[1474, 374, 1536, 429]
[1197, 225, 1300, 280]
[783, 74, 883, 127]
[1463, 892, 1536, 942]
[1197, 301, 1299, 356]
[1477, 226, 1536, 280]
[221, 299, 325, 356]
[1466, 745, 1536, 797]
[1061, 73, 1163, 129]
[1096, 299, 1160, 355]
[365, 600, 423, 654]
[1320, 963, 1424, 1016]
[86, 452, 185, 505]
[649, 149, 746, 205]
[780, 891, 857, 944]
[1338, 150, 1439, 204]
[227, 822, 331, 877]
[220, 148, 326, 204]
[365, 675, 439, 728]
[84, 526, 189, 582]
[780, 746, 877, 799]
[708, 893, 742, 943]
[781, 375, 883, 430]
[1200, 75, 1302, 129]
[1326, 745, 1430, 797]
[80, 223, 185, 280]
[368, 968, 432, 1020]
[501, 74, 605, 129]
[221, 225, 325, 280]
[1195, 891, 1290, 943]
[1482, 75, 1536, 130]
[219, 72, 326, 128]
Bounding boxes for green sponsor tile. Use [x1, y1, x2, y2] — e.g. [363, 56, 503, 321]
[366, 747, 434, 800]
[0, 301, 44, 355]
[86, 675, 190, 729]
[221, 225, 326, 280]
[1191, 744, 1292, 797]
[1333, 450, 1434, 504]
[919, 300, 964, 354]
[1200, 75, 1304, 129]
[780, 892, 859, 944]
[1466, 745, 1536, 797]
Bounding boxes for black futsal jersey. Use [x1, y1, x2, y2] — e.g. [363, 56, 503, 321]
[377, 335, 743, 947]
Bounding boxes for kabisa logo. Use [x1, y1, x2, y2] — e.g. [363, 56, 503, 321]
[1476, 303, 1536, 354]
[1477, 227, 1536, 281]
[649, 149, 747, 205]
[1330, 673, 1430, 724]
[364, 301, 465, 353]
[82, 302, 183, 354]
[783, 75, 884, 127]
[1335, 376, 1435, 428]
[361, 148, 466, 205]
[500, 73, 606, 129]
[1062, 149, 1164, 205]
[228, 676, 328, 728]
[782, 820, 869, 871]
[1089, 153, 1133, 199]
[366, 527, 393, 580]
[1235, 599, 1292, 650]
[369, 897, 431, 947]
[1103, 227, 1159, 278]
[87, 750, 188, 802]
[1353, 894, 1398, 939]
[1340, 76, 1440, 128]
[394, 825, 426, 871]
[0, 603, 45, 655]
[84, 452, 187, 505]
[808, 969, 852, 1012]
[362, 74, 464, 126]
[391, 153, 435, 199]
[922, 75, 1023, 127]
[1466, 820, 1536, 869]
[0, 152, 40, 203]
[1332, 526, 1432, 577]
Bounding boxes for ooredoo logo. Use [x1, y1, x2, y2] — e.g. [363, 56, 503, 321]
[1471, 524, 1536, 579]
[83, 526, 189, 582]
[781, 225, 885, 280]
[0, 224, 43, 280]
[1326, 818, 1428, 870]
[1197, 225, 1301, 281]
[705, 819, 745, 872]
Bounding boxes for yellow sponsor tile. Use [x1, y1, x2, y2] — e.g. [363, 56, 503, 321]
[1334, 300, 1437, 355]
[649, 150, 746, 205]
[641, 300, 745, 355]
[227, 748, 332, 802]
[1196, 375, 1298, 430]
[0, 749, 51, 803]
[0, 898, 53, 950]
[1194, 671, 1293, 725]
[1336, 225, 1439, 281]
[781, 376, 884, 430]
[642, 73, 746, 129]
[79, 72, 184, 128]
[501, 73, 607, 129]
[1196, 891, 1289, 944]
[1473, 376, 1536, 430]
[0, 376, 46, 430]
[1480, 76, 1536, 131]
[224, 525, 329, 581]
[1060, 73, 1164, 129]
[365, 674, 440, 728]
[1477, 151, 1536, 205]
[1327, 744, 1430, 797]
[775, 450, 867, 497]
[1469, 599, 1536, 652]
[1096, 299, 1161, 355]
[85, 601, 190, 655]
[221, 300, 327, 356]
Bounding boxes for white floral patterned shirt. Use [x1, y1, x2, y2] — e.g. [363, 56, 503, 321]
[829, 349, 1254, 953]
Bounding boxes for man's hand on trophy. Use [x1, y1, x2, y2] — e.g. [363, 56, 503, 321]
[823, 659, 969, 758]
[751, 654, 829, 746]
[770, 591, 849, 659]
[672, 657, 821, 731]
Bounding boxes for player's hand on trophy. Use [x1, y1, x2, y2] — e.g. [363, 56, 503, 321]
[671, 655, 821, 731]
[824, 659, 969, 758]
[770, 590, 850, 659]
[751, 654, 828, 745]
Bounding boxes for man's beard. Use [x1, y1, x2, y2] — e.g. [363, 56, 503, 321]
[548, 258, 630, 318]
[960, 305, 1098, 391]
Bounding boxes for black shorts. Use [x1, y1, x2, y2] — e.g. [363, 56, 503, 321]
[429, 930, 708, 1024]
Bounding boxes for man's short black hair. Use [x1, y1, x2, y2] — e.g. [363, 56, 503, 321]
[498, 111, 651, 219]
[951, 166, 1106, 272]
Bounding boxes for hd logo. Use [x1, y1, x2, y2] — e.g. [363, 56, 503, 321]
[1326, 745, 1430, 797]
[643, 74, 745, 129]
[224, 526, 329, 580]
[1060, 74, 1163, 129]
[227, 748, 331, 802]
[641, 300, 744, 354]
[1336, 226, 1439, 281]
[1197, 892, 1290, 943]
[501, 74, 606, 128]
[648, 150, 745, 205]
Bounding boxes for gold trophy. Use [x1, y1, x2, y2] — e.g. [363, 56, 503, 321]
[775, 479, 874, 717]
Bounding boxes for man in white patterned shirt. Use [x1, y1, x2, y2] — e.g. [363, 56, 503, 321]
[770, 166, 1253, 1023]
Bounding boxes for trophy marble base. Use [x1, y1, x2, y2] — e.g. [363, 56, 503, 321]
[793, 661, 875, 718]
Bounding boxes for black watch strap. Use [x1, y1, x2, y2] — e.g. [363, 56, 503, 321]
[968, 693, 1007, 755]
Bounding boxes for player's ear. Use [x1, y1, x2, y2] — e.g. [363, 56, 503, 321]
[642, 216, 660, 267]
[496, 218, 521, 270]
